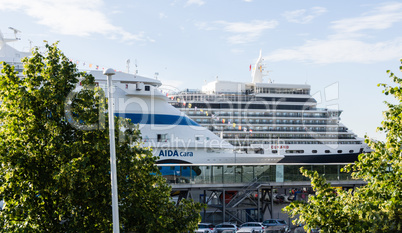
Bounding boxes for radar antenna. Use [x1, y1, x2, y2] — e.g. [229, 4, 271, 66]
[0, 27, 21, 44]
[28, 39, 33, 51]
[8, 27, 21, 40]
[126, 59, 130, 73]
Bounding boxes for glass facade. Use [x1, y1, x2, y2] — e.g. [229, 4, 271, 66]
[158, 164, 352, 185]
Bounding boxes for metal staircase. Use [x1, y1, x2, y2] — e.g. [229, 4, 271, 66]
[206, 176, 270, 224]
[226, 178, 262, 208]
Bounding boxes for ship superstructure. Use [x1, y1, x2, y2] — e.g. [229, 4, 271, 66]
[0, 28, 30, 73]
[84, 70, 284, 164]
[169, 51, 370, 163]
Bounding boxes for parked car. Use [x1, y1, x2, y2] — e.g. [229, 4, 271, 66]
[237, 222, 265, 233]
[215, 223, 239, 233]
[294, 225, 320, 233]
[262, 219, 290, 233]
[195, 223, 216, 233]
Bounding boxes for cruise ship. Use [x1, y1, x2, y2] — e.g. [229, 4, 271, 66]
[0, 28, 283, 165]
[169, 51, 371, 163]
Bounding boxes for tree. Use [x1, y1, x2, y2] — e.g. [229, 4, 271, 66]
[284, 59, 402, 233]
[0, 43, 203, 232]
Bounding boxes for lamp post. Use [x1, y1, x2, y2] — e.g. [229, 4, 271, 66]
[103, 68, 120, 233]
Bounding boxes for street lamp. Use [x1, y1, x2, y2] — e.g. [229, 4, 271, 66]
[103, 68, 120, 233]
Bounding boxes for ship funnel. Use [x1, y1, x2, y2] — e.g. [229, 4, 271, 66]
[251, 50, 264, 83]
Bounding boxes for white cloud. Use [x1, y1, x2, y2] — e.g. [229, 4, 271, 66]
[186, 0, 205, 6]
[0, 0, 146, 42]
[268, 2, 402, 64]
[283, 7, 327, 24]
[220, 20, 278, 44]
[230, 48, 244, 54]
[159, 13, 168, 19]
[266, 38, 402, 64]
[195, 22, 218, 31]
[331, 2, 402, 35]
[198, 20, 278, 44]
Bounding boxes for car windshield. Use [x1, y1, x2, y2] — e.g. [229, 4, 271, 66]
[244, 223, 259, 226]
[221, 225, 235, 228]
[278, 220, 286, 224]
[198, 225, 208, 228]
[264, 220, 275, 224]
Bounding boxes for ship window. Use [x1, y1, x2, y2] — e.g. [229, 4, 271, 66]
[272, 150, 278, 154]
[325, 150, 330, 153]
[145, 85, 150, 91]
[312, 150, 317, 153]
[157, 134, 167, 142]
[286, 150, 304, 153]
[349, 150, 354, 153]
[337, 150, 342, 153]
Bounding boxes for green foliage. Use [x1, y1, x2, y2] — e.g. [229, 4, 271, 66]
[284, 59, 402, 233]
[0, 43, 203, 232]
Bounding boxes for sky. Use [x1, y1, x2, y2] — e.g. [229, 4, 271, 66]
[1, 0, 402, 141]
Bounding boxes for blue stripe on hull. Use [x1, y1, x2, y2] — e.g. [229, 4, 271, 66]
[278, 153, 360, 163]
[115, 113, 200, 126]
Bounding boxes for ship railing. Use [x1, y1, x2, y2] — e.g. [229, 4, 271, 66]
[198, 121, 340, 125]
[185, 113, 338, 119]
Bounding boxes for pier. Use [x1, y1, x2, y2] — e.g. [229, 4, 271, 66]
[159, 163, 366, 225]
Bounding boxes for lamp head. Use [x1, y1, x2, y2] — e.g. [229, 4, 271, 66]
[103, 68, 115, 76]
